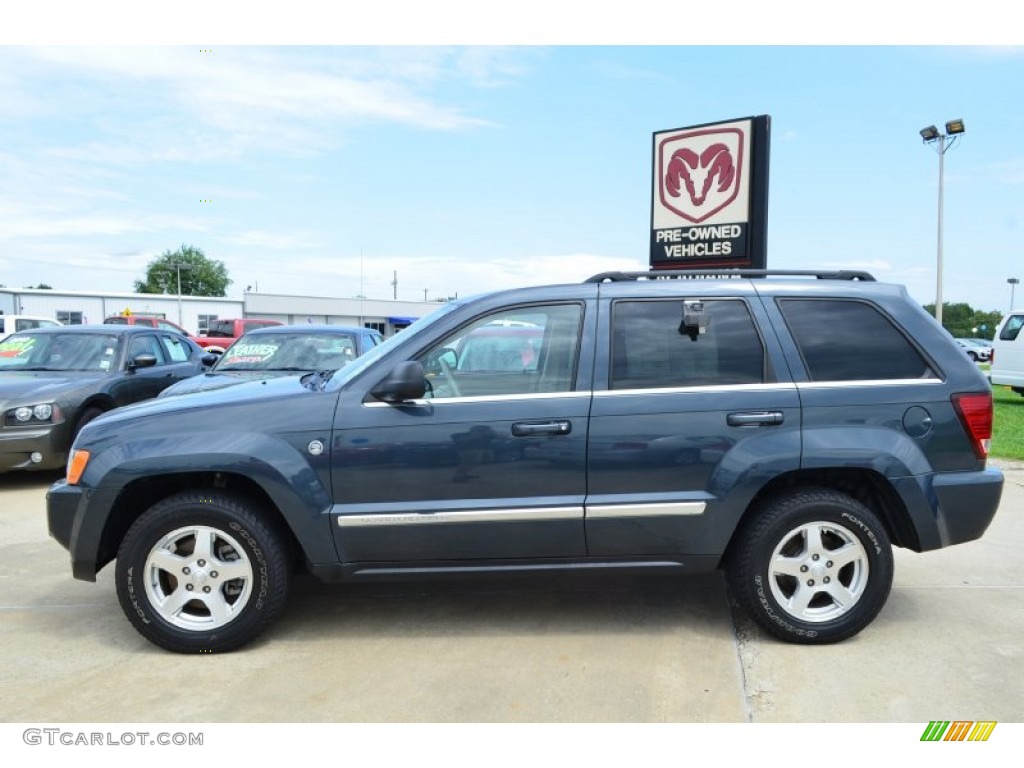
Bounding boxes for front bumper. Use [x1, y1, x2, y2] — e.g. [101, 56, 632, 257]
[0, 423, 68, 472]
[46, 479, 103, 581]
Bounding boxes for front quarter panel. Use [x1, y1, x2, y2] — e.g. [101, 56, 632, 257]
[63, 383, 340, 578]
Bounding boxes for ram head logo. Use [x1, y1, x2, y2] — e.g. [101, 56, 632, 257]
[658, 128, 744, 224]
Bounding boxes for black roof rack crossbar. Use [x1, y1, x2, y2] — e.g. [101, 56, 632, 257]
[585, 269, 876, 283]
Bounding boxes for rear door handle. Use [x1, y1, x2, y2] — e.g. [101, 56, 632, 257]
[511, 420, 572, 437]
[727, 411, 784, 427]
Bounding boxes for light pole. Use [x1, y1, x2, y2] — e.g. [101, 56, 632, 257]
[919, 119, 965, 326]
[168, 262, 192, 326]
[1010, 277, 1020, 312]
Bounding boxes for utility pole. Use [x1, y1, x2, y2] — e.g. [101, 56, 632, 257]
[392, 270, 398, 300]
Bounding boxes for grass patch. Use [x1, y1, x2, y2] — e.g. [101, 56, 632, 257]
[991, 385, 1024, 460]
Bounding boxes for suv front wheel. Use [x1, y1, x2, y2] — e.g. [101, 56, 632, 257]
[115, 491, 291, 653]
[727, 488, 894, 644]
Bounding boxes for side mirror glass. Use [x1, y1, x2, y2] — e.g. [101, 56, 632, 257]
[423, 347, 458, 374]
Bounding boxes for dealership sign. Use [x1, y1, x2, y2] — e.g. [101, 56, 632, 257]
[650, 115, 770, 270]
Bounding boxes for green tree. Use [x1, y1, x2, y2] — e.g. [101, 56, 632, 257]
[134, 245, 231, 297]
[922, 302, 1002, 339]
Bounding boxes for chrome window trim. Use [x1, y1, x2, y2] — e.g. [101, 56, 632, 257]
[337, 505, 583, 527]
[593, 382, 796, 397]
[796, 378, 944, 389]
[364, 391, 592, 407]
[586, 502, 707, 519]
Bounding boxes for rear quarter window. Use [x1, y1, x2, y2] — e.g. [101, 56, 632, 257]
[778, 298, 934, 381]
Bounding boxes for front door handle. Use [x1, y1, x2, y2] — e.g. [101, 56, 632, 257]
[511, 420, 572, 437]
[727, 411, 784, 427]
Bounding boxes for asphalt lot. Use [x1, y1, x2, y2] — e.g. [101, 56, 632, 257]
[1, 462, 1022, 724]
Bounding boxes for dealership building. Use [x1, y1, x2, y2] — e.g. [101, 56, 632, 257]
[0, 286, 441, 337]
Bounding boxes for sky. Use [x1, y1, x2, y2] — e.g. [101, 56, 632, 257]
[2, 4, 1022, 315]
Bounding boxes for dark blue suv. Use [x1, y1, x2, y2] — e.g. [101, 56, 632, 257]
[47, 270, 1004, 652]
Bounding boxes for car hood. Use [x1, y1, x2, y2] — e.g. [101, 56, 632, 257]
[158, 370, 298, 398]
[92, 373, 317, 427]
[0, 371, 103, 403]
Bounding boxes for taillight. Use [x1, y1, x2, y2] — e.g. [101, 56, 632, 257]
[951, 392, 993, 459]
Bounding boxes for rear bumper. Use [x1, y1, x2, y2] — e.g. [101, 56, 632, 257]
[895, 467, 1003, 551]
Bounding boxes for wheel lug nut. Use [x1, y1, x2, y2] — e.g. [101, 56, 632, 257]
[824, 577, 831, 584]
[827, 561, 833, 568]
[210, 571, 218, 578]
[800, 565, 809, 572]
[186, 584, 194, 591]
[203, 586, 211, 593]
[183, 567, 190, 574]
[197, 559, 206, 567]
[812, 554, 820, 561]
[807, 579, 815, 586]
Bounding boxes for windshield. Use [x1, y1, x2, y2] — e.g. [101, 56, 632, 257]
[215, 331, 361, 372]
[0, 332, 121, 372]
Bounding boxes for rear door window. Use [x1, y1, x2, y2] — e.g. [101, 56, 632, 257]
[610, 299, 766, 389]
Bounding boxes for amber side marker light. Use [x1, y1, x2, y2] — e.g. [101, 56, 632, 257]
[67, 449, 91, 485]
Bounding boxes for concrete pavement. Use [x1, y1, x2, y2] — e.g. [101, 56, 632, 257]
[1, 462, 1021, 723]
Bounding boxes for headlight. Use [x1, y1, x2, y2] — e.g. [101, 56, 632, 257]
[5, 403, 63, 426]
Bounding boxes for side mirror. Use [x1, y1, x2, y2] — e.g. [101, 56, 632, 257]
[423, 347, 457, 374]
[370, 361, 426, 403]
[129, 354, 158, 371]
[201, 353, 220, 368]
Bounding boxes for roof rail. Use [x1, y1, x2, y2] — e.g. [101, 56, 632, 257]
[585, 269, 877, 283]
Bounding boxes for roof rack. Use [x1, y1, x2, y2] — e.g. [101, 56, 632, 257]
[585, 269, 877, 283]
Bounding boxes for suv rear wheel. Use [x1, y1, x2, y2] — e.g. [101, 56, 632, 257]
[727, 488, 893, 644]
[115, 491, 291, 653]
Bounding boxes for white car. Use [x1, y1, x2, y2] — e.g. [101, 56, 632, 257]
[0, 315, 63, 342]
[955, 337, 993, 362]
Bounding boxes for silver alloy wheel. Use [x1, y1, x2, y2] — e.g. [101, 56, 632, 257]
[767, 521, 870, 623]
[143, 525, 253, 631]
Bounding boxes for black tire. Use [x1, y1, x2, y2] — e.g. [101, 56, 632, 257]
[115, 491, 291, 653]
[71, 406, 105, 444]
[727, 488, 893, 644]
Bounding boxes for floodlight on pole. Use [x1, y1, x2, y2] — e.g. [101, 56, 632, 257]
[1010, 277, 1020, 312]
[919, 119, 965, 326]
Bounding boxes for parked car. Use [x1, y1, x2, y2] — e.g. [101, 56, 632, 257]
[192, 318, 283, 354]
[47, 269, 1003, 653]
[1, 325, 207, 473]
[990, 312, 1024, 395]
[158, 324, 383, 398]
[103, 314, 193, 336]
[1, 314, 63, 342]
[955, 337, 993, 362]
